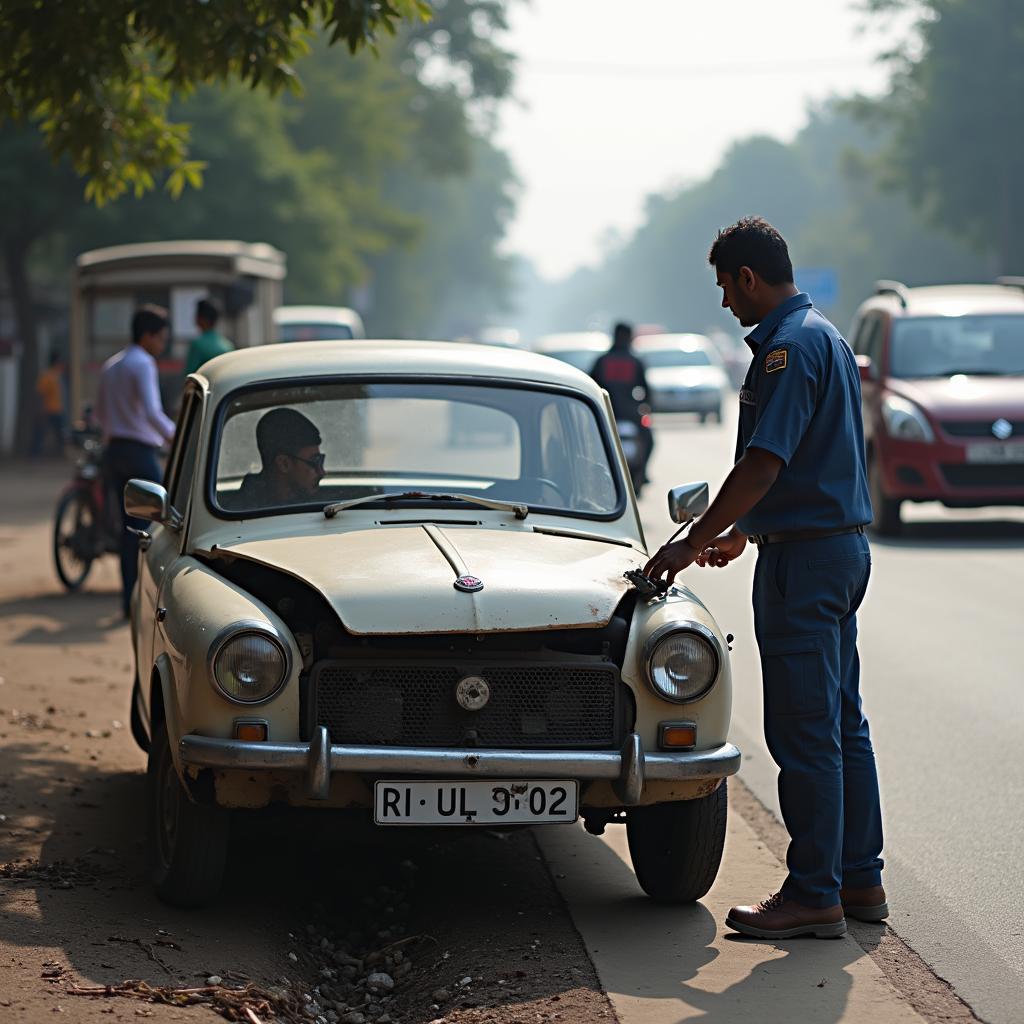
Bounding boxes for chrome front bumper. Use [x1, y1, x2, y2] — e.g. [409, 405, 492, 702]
[179, 727, 741, 806]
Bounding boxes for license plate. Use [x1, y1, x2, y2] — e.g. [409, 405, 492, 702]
[966, 442, 1024, 463]
[374, 780, 578, 826]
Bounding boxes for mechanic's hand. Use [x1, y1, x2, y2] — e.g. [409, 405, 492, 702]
[694, 528, 747, 569]
[643, 539, 699, 585]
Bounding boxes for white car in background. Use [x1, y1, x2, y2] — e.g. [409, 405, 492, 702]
[274, 305, 366, 342]
[634, 333, 730, 422]
[533, 331, 610, 374]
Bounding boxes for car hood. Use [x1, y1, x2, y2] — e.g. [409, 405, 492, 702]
[890, 375, 1024, 419]
[647, 366, 724, 389]
[197, 523, 638, 635]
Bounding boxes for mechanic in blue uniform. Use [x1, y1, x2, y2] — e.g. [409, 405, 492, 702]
[644, 217, 886, 939]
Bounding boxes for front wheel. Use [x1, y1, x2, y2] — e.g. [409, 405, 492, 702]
[53, 489, 96, 591]
[626, 782, 728, 903]
[868, 450, 902, 536]
[148, 720, 229, 907]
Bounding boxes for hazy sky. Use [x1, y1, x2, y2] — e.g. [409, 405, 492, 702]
[495, 0, 906, 280]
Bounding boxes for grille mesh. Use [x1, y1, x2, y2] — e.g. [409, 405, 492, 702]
[313, 660, 619, 749]
[940, 420, 1024, 438]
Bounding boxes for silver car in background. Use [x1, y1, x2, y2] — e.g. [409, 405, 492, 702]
[533, 331, 610, 374]
[634, 333, 730, 422]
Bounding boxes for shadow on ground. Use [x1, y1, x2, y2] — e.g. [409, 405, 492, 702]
[0, 590, 122, 645]
[870, 516, 1024, 550]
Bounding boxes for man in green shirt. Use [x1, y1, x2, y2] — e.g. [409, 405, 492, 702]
[185, 298, 233, 374]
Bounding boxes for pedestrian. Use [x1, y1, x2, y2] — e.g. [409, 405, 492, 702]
[30, 351, 67, 456]
[95, 305, 176, 619]
[185, 297, 233, 375]
[644, 216, 885, 939]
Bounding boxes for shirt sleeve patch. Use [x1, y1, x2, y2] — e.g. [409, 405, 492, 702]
[765, 348, 788, 373]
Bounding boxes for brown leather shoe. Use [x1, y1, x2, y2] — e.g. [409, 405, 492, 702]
[726, 892, 846, 939]
[840, 885, 889, 922]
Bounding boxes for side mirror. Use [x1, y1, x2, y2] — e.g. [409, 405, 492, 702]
[856, 354, 875, 383]
[668, 482, 709, 524]
[124, 479, 182, 531]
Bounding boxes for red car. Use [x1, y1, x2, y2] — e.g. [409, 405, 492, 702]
[849, 280, 1024, 534]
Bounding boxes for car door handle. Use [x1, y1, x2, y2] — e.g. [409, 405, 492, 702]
[126, 526, 152, 551]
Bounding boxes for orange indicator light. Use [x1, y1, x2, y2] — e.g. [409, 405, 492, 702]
[234, 721, 268, 742]
[660, 723, 697, 749]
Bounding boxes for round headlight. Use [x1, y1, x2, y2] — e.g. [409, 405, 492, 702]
[646, 628, 720, 703]
[212, 630, 288, 704]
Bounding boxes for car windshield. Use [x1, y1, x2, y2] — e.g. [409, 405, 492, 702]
[890, 315, 1024, 377]
[640, 348, 713, 368]
[212, 381, 621, 518]
[278, 323, 355, 342]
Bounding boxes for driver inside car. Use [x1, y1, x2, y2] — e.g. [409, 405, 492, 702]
[234, 407, 326, 508]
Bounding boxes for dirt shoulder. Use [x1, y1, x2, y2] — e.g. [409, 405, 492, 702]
[0, 463, 611, 1024]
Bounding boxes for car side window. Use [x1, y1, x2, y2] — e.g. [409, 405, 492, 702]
[853, 314, 884, 374]
[864, 316, 885, 368]
[166, 393, 201, 515]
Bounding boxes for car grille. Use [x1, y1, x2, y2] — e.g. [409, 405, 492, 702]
[940, 420, 1024, 438]
[940, 464, 1024, 488]
[312, 659, 621, 750]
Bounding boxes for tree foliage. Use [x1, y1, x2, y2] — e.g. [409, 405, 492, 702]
[0, 0, 518, 451]
[0, 0, 429, 204]
[854, 0, 1024, 272]
[530, 104, 991, 341]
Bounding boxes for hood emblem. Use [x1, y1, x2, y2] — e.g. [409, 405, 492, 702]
[992, 418, 1013, 440]
[454, 574, 484, 593]
[456, 675, 491, 711]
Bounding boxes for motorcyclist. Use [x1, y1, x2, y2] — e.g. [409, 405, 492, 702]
[590, 321, 653, 487]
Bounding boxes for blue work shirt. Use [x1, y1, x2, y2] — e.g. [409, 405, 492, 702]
[735, 292, 872, 535]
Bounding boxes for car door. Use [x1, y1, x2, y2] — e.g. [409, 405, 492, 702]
[136, 387, 203, 703]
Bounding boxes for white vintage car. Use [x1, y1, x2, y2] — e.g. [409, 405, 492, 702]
[124, 341, 740, 907]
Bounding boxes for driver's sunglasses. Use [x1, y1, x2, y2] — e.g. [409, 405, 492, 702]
[291, 452, 326, 471]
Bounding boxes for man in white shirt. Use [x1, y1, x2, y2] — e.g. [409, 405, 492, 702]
[95, 305, 176, 618]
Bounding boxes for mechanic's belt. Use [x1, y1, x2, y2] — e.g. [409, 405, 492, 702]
[748, 524, 866, 546]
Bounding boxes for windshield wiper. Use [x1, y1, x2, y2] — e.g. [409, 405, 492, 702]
[323, 490, 529, 520]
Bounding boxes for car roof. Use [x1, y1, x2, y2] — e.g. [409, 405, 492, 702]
[860, 282, 1024, 318]
[193, 339, 610, 400]
[273, 305, 363, 326]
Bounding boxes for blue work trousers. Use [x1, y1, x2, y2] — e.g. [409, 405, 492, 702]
[105, 439, 162, 618]
[752, 531, 884, 908]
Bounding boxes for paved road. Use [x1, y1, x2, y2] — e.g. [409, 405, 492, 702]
[539, 813, 925, 1024]
[636, 409, 1024, 1024]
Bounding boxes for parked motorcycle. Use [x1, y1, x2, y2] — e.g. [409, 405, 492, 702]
[616, 414, 653, 496]
[52, 426, 120, 590]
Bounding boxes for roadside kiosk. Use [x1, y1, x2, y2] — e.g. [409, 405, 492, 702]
[70, 240, 287, 417]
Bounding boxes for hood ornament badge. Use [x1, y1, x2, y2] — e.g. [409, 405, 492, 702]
[456, 675, 490, 711]
[454, 574, 484, 593]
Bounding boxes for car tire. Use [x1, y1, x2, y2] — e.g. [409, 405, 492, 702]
[868, 450, 902, 536]
[148, 720, 229, 908]
[129, 676, 150, 752]
[626, 781, 728, 904]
